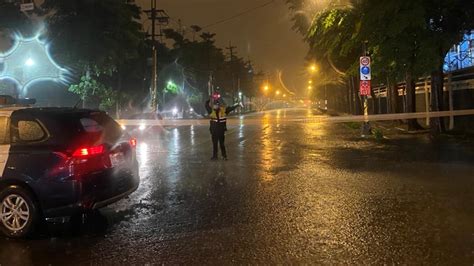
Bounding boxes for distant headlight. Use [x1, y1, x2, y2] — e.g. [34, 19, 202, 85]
[120, 124, 126, 130]
[139, 124, 146, 131]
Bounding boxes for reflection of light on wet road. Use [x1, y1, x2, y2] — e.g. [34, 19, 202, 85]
[260, 115, 275, 182]
[165, 128, 181, 187]
[190, 125, 195, 146]
[133, 142, 151, 202]
[303, 109, 327, 141]
[136, 142, 149, 175]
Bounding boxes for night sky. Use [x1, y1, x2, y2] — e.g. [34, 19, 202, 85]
[137, 0, 308, 93]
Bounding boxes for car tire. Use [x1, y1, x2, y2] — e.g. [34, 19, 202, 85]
[0, 185, 38, 238]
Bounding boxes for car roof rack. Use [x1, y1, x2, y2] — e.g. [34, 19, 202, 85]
[0, 95, 36, 107]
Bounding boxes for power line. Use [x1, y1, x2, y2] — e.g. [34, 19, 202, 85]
[202, 0, 276, 29]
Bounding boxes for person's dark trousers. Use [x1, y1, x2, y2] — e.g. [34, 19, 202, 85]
[211, 126, 227, 158]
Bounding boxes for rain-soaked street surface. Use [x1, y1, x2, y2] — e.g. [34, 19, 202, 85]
[1, 108, 473, 265]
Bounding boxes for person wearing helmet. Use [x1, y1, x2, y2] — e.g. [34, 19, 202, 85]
[205, 92, 241, 160]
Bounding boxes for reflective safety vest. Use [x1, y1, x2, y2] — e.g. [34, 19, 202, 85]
[210, 107, 227, 123]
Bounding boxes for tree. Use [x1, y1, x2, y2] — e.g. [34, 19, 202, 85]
[160, 28, 257, 113]
[288, 0, 474, 133]
[42, 0, 144, 110]
[418, 0, 474, 134]
[306, 7, 364, 114]
[360, 0, 429, 130]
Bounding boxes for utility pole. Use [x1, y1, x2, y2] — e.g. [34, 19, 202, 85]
[226, 41, 237, 103]
[144, 0, 169, 112]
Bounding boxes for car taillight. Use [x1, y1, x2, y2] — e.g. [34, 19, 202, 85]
[72, 144, 105, 157]
[129, 138, 137, 148]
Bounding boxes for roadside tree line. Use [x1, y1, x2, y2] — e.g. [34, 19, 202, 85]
[0, 0, 260, 116]
[286, 0, 474, 133]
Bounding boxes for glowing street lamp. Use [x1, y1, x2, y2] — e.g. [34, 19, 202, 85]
[309, 64, 318, 73]
[0, 35, 67, 95]
[308, 80, 313, 84]
[25, 58, 34, 66]
[276, 90, 281, 96]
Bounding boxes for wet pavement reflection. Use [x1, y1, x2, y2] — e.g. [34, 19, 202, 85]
[0, 109, 473, 264]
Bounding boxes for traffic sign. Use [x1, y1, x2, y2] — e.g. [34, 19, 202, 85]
[20, 3, 34, 11]
[360, 56, 370, 66]
[360, 56, 371, 81]
[360, 80, 371, 96]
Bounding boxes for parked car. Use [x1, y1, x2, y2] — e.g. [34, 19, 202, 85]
[0, 107, 139, 238]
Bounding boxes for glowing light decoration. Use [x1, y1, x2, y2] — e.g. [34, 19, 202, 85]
[444, 30, 474, 72]
[0, 35, 68, 95]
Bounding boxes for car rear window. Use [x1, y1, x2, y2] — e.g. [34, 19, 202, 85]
[80, 118, 103, 133]
[87, 112, 122, 142]
[42, 111, 123, 148]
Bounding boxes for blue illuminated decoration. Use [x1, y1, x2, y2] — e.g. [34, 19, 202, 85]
[444, 30, 474, 72]
[0, 34, 68, 95]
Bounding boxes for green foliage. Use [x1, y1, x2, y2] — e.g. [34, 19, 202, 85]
[344, 122, 361, 130]
[285, 0, 312, 35]
[69, 75, 117, 110]
[43, 0, 144, 75]
[41, 0, 145, 111]
[161, 29, 258, 104]
[373, 128, 384, 140]
[301, 0, 474, 82]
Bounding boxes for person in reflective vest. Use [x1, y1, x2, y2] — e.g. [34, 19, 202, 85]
[205, 92, 240, 160]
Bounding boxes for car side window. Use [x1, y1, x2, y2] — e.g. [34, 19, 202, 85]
[17, 120, 45, 142]
[0, 116, 9, 145]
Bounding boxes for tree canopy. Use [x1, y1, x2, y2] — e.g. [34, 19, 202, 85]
[287, 0, 474, 132]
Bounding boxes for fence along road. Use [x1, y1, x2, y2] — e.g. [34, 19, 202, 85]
[117, 108, 474, 127]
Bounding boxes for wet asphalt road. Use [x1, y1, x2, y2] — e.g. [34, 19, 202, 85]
[0, 109, 473, 265]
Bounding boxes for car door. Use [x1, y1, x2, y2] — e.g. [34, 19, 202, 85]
[0, 115, 10, 177]
[7, 114, 50, 181]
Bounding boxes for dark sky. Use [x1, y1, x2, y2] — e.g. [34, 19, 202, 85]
[137, 0, 308, 92]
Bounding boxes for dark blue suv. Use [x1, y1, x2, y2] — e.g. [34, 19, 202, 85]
[0, 107, 139, 238]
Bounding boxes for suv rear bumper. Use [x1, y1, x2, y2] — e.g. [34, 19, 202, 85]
[41, 162, 139, 219]
[92, 181, 138, 209]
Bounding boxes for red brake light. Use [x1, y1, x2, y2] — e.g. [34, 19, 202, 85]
[72, 144, 105, 157]
[129, 138, 137, 148]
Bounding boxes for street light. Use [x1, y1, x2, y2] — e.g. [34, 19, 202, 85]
[25, 58, 34, 66]
[276, 90, 280, 96]
[309, 64, 318, 73]
[308, 80, 312, 84]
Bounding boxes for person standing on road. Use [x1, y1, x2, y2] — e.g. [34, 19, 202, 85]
[205, 92, 240, 161]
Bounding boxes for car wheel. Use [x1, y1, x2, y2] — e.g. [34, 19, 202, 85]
[0, 186, 38, 238]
